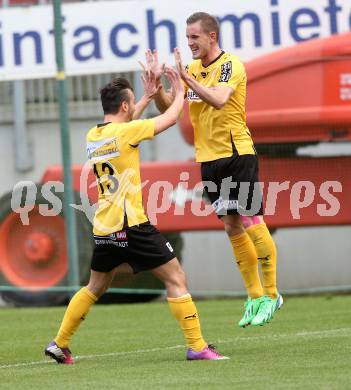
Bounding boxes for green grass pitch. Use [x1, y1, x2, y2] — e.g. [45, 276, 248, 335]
[0, 295, 350, 389]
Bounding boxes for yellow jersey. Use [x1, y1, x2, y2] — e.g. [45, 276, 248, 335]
[86, 119, 155, 235]
[185, 51, 255, 162]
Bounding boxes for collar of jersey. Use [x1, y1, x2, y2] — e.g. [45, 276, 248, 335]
[97, 122, 111, 128]
[201, 50, 225, 68]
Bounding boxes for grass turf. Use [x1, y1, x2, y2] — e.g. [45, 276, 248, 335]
[0, 295, 350, 390]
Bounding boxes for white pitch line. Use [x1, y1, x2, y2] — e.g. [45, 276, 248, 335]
[0, 360, 53, 369]
[295, 328, 351, 337]
[217, 327, 351, 344]
[0, 344, 185, 370]
[75, 344, 184, 361]
[0, 327, 350, 370]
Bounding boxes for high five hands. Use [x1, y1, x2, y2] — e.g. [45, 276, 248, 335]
[140, 49, 185, 98]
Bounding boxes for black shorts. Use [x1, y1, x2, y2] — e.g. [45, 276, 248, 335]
[91, 222, 175, 273]
[201, 154, 263, 217]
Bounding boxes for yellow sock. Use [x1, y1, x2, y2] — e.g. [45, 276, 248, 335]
[229, 232, 263, 298]
[246, 223, 278, 298]
[167, 294, 207, 352]
[55, 287, 97, 348]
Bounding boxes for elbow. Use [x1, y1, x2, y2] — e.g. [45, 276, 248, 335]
[169, 116, 178, 127]
[213, 102, 225, 110]
[169, 110, 181, 126]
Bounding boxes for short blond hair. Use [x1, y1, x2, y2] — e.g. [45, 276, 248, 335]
[186, 12, 220, 42]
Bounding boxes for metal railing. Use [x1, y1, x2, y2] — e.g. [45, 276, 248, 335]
[0, 72, 133, 123]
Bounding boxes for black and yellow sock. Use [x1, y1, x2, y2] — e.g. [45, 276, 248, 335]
[246, 223, 278, 298]
[168, 294, 207, 352]
[229, 232, 263, 298]
[55, 287, 97, 348]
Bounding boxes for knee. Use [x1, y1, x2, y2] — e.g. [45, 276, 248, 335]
[86, 281, 107, 299]
[223, 216, 244, 237]
[164, 266, 187, 290]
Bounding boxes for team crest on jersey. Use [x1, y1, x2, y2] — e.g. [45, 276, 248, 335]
[218, 61, 232, 83]
[187, 89, 201, 101]
[201, 72, 208, 78]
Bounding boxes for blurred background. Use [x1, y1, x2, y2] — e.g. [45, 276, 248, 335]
[0, 0, 350, 306]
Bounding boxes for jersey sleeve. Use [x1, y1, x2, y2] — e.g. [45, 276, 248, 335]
[122, 119, 155, 146]
[216, 58, 246, 90]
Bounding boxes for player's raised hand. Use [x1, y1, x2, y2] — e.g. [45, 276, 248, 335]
[174, 48, 188, 82]
[143, 49, 164, 81]
[164, 66, 184, 97]
[140, 68, 162, 99]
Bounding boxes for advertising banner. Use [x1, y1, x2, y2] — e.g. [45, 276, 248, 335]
[0, 0, 350, 80]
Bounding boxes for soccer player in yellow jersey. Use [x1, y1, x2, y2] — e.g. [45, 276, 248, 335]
[148, 12, 283, 327]
[44, 68, 227, 363]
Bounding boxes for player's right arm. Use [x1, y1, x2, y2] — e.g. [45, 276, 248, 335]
[153, 67, 184, 135]
[175, 48, 234, 110]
